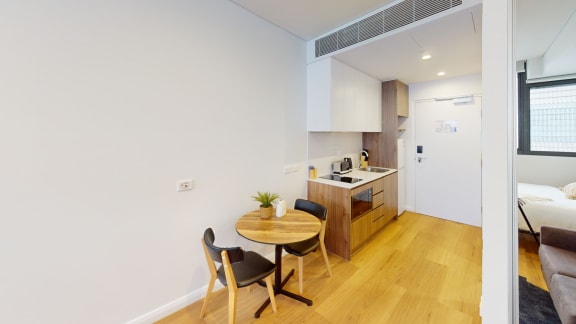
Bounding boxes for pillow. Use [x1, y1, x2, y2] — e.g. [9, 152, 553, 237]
[561, 182, 576, 200]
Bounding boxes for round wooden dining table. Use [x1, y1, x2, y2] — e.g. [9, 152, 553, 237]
[236, 208, 321, 318]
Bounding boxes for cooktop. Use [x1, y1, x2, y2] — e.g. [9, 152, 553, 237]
[319, 174, 362, 184]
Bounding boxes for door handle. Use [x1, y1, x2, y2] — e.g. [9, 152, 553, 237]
[417, 156, 427, 163]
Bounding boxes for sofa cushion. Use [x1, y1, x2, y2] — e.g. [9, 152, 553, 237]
[539, 245, 576, 286]
[549, 274, 576, 324]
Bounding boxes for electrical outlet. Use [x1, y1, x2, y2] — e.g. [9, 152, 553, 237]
[283, 164, 300, 174]
[177, 179, 194, 192]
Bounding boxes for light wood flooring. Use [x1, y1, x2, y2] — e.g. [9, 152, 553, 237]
[158, 212, 486, 323]
[518, 231, 547, 290]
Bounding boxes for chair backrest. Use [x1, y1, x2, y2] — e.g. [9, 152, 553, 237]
[203, 228, 244, 264]
[294, 199, 327, 221]
[294, 199, 328, 241]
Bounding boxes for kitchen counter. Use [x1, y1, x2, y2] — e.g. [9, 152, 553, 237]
[308, 168, 397, 189]
[307, 168, 399, 260]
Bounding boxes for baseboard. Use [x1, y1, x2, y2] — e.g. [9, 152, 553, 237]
[125, 282, 224, 324]
[125, 251, 276, 323]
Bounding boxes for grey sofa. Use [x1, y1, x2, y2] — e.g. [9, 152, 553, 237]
[539, 226, 576, 324]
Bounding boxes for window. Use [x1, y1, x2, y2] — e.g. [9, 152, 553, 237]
[517, 72, 576, 157]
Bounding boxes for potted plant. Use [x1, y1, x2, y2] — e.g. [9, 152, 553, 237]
[251, 191, 280, 219]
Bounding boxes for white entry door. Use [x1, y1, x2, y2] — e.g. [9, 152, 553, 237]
[414, 96, 482, 226]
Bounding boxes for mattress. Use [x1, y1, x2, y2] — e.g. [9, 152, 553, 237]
[518, 182, 576, 233]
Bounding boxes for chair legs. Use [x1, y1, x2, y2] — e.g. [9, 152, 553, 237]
[297, 256, 304, 294]
[296, 245, 332, 294]
[201, 237, 218, 318]
[226, 275, 276, 323]
[200, 275, 216, 318]
[320, 241, 332, 278]
[200, 276, 277, 323]
[264, 273, 277, 313]
[201, 230, 277, 322]
[227, 283, 238, 324]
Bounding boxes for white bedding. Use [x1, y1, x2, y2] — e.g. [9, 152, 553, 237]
[517, 182, 576, 233]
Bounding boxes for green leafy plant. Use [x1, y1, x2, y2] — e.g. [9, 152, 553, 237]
[251, 191, 280, 208]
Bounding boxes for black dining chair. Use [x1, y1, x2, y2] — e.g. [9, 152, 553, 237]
[283, 199, 332, 294]
[200, 228, 277, 323]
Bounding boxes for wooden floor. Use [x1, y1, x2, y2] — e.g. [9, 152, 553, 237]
[157, 212, 486, 323]
[518, 231, 547, 290]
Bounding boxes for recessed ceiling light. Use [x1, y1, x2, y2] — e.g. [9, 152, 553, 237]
[421, 53, 432, 60]
[437, 71, 446, 76]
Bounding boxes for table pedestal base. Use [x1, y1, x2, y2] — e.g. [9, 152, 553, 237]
[236, 209, 321, 318]
[254, 268, 313, 318]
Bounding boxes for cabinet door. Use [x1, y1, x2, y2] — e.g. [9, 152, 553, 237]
[372, 178, 385, 194]
[307, 58, 383, 132]
[332, 60, 365, 131]
[373, 191, 384, 208]
[350, 212, 372, 252]
[382, 172, 399, 223]
[365, 76, 382, 132]
[352, 71, 367, 131]
[331, 59, 352, 131]
[397, 80, 409, 117]
[306, 59, 332, 131]
[371, 205, 385, 235]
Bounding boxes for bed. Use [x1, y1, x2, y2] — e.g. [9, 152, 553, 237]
[517, 182, 576, 235]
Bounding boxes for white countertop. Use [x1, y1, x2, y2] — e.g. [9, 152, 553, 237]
[308, 168, 398, 189]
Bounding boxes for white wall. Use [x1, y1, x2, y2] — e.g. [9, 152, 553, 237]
[403, 74, 482, 212]
[0, 0, 520, 322]
[307, 132, 363, 176]
[0, 1, 306, 323]
[517, 155, 576, 187]
[482, 0, 516, 322]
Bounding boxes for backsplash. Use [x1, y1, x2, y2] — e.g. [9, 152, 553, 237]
[308, 152, 361, 177]
[307, 132, 363, 176]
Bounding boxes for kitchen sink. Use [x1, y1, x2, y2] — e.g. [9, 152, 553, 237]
[358, 167, 389, 173]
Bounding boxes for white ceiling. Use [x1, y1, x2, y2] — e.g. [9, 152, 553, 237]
[335, 6, 482, 84]
[231, 0, 576, 84]
[515, 0, 576, 61]
[230, 0, 397, 41]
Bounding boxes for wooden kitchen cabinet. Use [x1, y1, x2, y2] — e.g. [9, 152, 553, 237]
[308, 172, 398, 260]
[372, 172, 398, 234]
[350, 209, 372, 251]
[393, 80, 409, 117]
[307, 57, 382, 132]
[362, 79, 407, 169]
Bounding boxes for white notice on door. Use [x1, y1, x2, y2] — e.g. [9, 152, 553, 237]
[435, 120, 457, 133]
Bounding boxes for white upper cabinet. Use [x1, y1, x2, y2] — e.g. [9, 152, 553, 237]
[364, 74, 382, 132]
[307, 58, 381, 132]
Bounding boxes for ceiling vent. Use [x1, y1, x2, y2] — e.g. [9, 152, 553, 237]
[315, 0, 463, 57]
